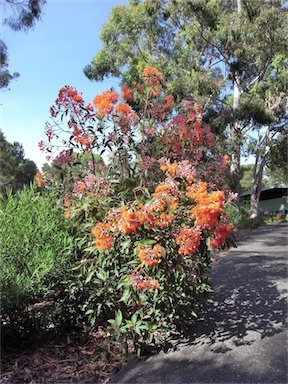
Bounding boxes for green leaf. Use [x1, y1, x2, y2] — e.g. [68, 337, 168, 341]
[114, 310, 123, 326]
[119, 289, 131, 303]
[121, 238, 131, 251]
[135, 239, 157, 247]
[85, 309, 94, 315]
[85, 270, 95, 284]
[131, 313, 137, 323]
[96, 269, 107, 281]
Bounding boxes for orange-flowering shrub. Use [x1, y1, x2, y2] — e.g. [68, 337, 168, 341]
[39, 67, 234, 355]
[82, 159, 234, 353]
[91, 162, 233, 298]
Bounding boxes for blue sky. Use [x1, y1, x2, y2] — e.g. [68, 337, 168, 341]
[1, 0, 128, 169]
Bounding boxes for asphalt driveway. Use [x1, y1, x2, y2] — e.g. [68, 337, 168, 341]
[110, 223, 288, 384]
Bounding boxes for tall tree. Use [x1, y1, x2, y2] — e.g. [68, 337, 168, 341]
[84, 0, 288, 204]
[0, 40, 19, 89]
[0, 131, 37, 193]
[265, 131, 288, 184]
[1, 0, 46, 89]
[243, 52, 288, 216]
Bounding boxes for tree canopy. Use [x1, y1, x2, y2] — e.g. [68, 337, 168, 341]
[0, 40, 19, 89]
[0, 131, 37, 194]
[85, 0, 287, 113]
[0, 0, 46, 89]
[84, 0, 287, 212]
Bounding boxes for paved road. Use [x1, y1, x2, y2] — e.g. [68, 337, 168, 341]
[110, 223, 288, 384]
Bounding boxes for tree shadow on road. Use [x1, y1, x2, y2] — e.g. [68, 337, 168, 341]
[110, 224, 288, 383]
[182, 242, 287, 354]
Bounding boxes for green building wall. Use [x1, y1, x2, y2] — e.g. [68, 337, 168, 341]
[259, 196, 288, 213]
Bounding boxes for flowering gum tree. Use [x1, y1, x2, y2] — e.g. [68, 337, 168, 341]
[40, 67, 229, 195]
[39, 68, 234, 348]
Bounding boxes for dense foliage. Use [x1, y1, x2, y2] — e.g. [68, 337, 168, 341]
[0, 130, 37, 194]
[34, 68, 234, 353]
[1, 185, 75, 340]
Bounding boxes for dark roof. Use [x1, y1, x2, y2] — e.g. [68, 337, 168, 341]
[241, 184, 288, 201]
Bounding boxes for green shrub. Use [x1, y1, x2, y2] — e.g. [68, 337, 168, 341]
[0, 185, 75, 338]
[226, 203, 265, 230]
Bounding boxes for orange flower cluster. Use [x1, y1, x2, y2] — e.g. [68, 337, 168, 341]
[160, 160, 196, 185]
[136, 82, 143, 93]
[93, 90, 119, 118]
[115, 102, 138, 132]
[129, 273, 159, 290]
[64, 196, 71, 208]
[187, 182, 224, 229]
[142, 67, 163, 97]
[63, 196, 71, 219]
[151, 181, 180, 211]
[137, 244, 166, 267]
[115, 102, 132, 115]
[209, 223, 233, 248]
[58, 86, 83, 104]
[222, 154, 229, 166]
[116, 206, 143, 234]
[34, 171, 45, 187]
[91, 223, 114, 250]
[71, 126, 93, 150]
[175, 227, 202, 256]
[160, 162, 178, 176]
[186, 181, 208, 201]
[162, 95, 174, 111]
[121, 85, 133, 101]
[64, 211, 71, 219]
[74, 134, 93, 148]
[143, 67, 163, 86]
[72, 174, 111, 199]
[101, 195, 176, 240]
[154, 212, 174, 228]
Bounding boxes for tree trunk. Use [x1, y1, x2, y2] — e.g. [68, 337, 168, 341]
[249, 125, 271, 218]
[230, 75, 242, 204]
[230, 0, 243, 205]
[250, 160, 265, 218]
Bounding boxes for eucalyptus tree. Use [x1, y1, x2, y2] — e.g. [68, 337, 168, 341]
[85, 0, 288, 207]
[245, 54, 287, 217]
[1, 0, 47, 89]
